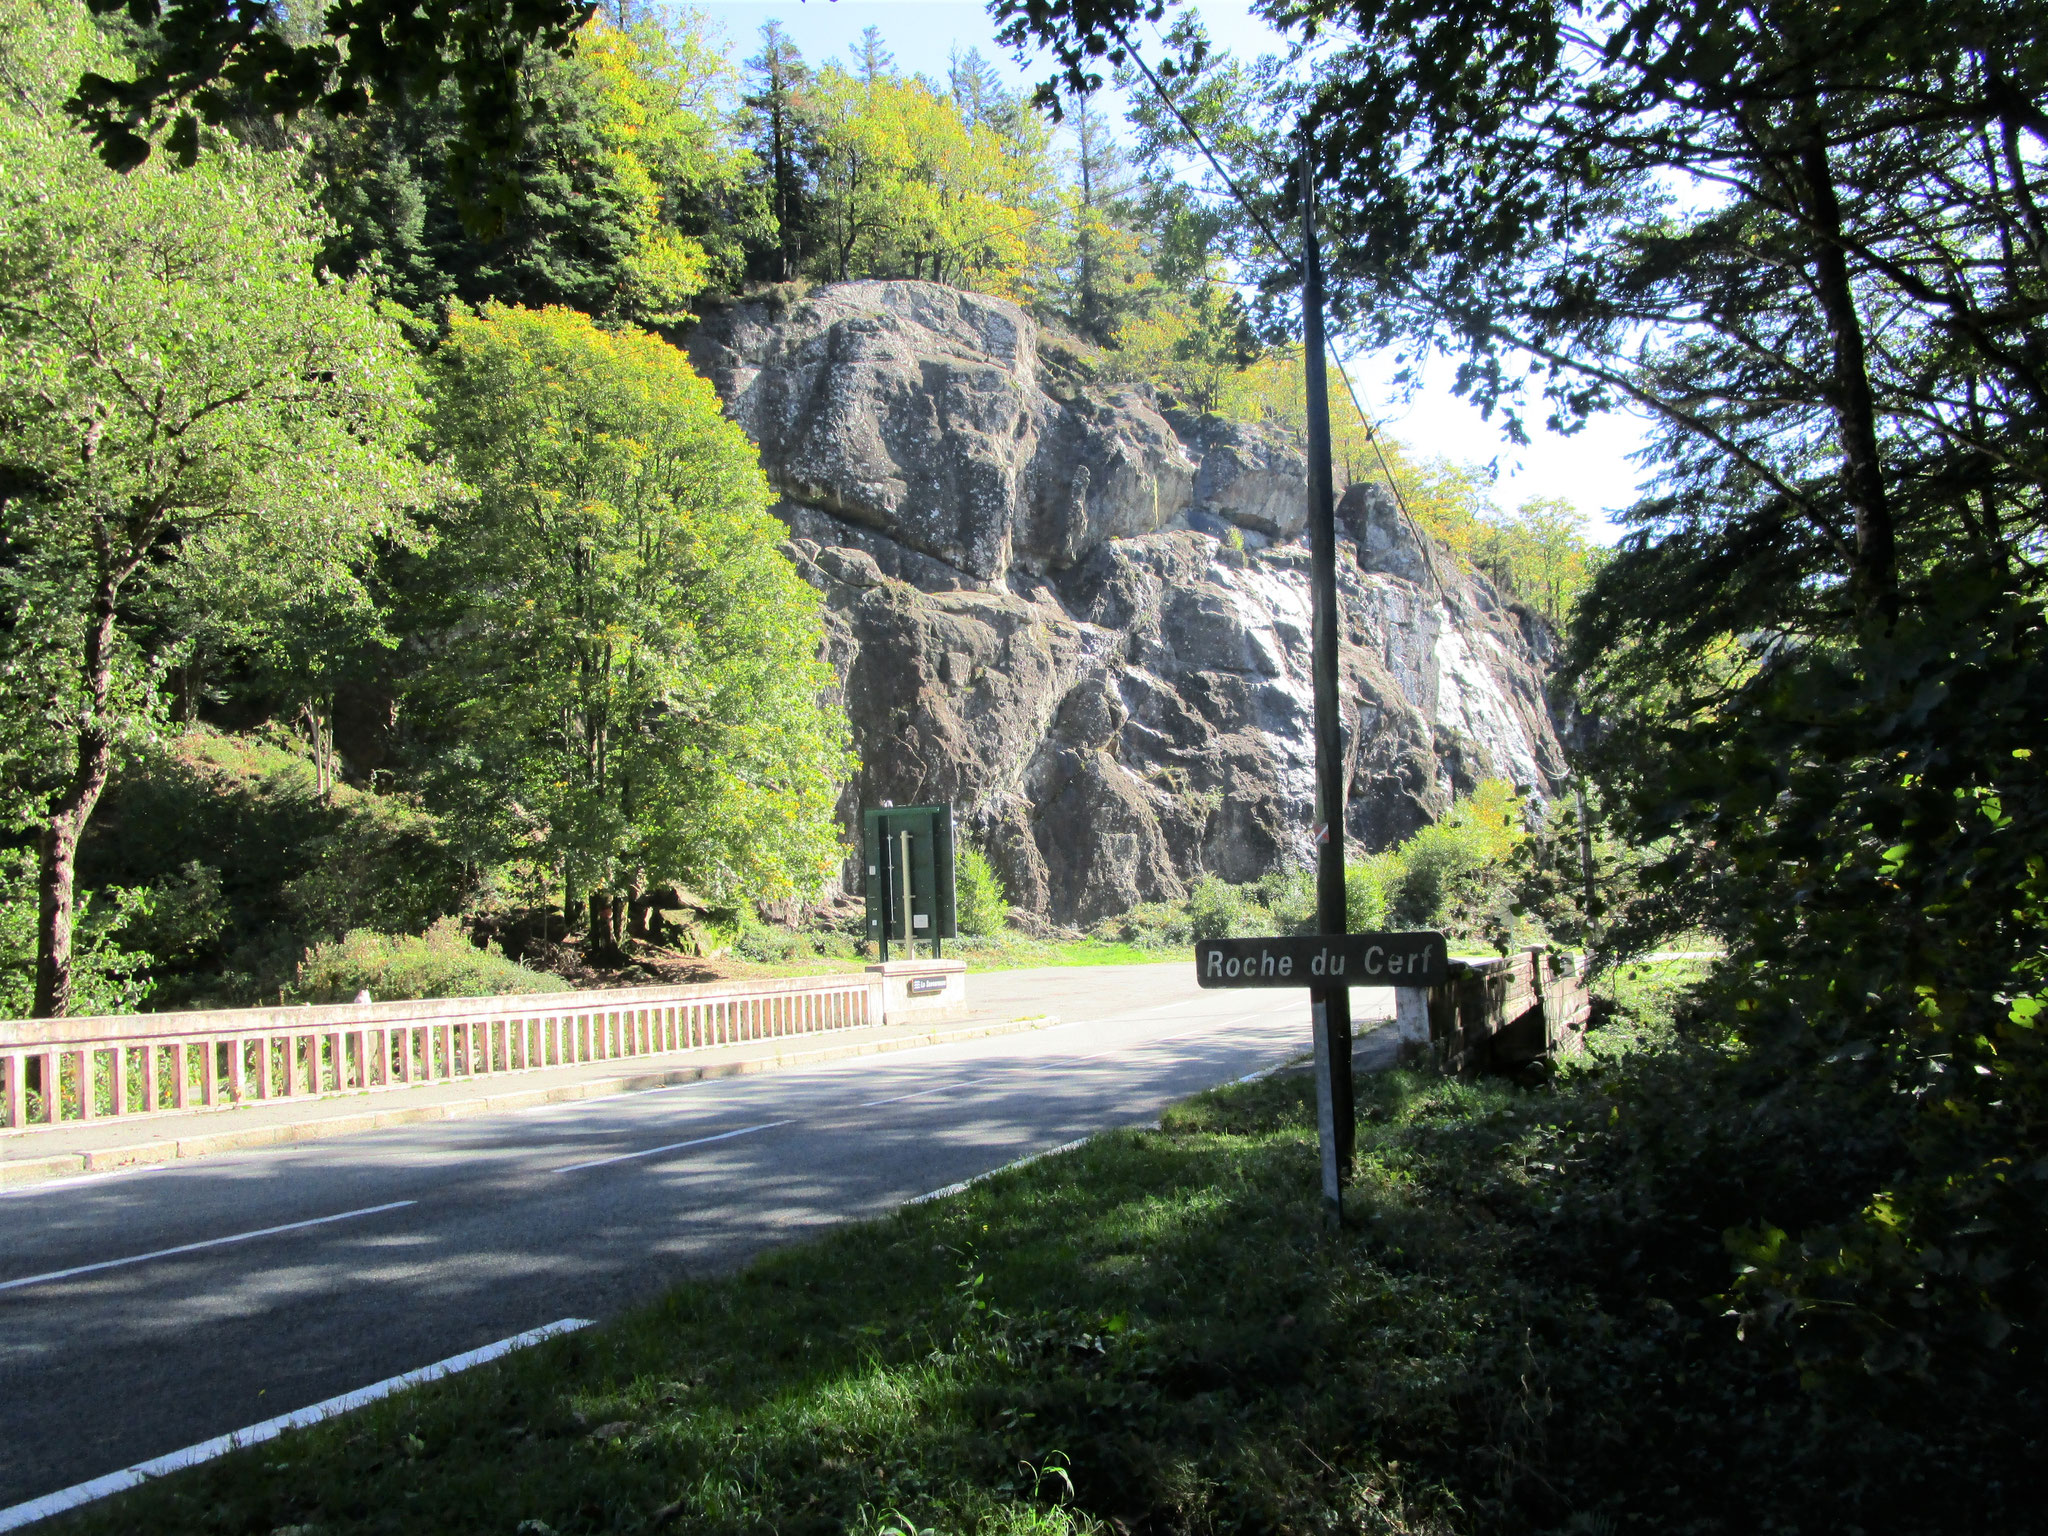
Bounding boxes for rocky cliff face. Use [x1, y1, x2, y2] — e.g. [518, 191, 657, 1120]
[687, 281, 1568, 923]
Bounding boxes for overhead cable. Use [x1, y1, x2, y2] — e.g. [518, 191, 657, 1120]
[1108, 19, 1449, 598]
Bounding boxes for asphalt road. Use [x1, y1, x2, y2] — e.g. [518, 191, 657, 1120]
[0, 964, 1374, 1512]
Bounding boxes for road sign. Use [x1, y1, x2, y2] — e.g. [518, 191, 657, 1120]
[1195, 931, 1448, 990]
[862, 805, 957, 960]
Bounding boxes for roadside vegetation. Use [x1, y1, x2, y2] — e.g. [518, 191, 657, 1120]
[0, 0, 1604, 1022]
[4, 756, 1549, 1010]
[52, 961, 2032, 1536]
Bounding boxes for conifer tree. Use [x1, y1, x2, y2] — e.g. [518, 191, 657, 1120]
[947, 46, 1010, 129]
[849, 26, 896, 86]
[741, 21, 816, 282]
[1058, 89, 1147, 343]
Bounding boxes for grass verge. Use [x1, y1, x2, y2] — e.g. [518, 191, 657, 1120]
[51, 963, 2030, 1536]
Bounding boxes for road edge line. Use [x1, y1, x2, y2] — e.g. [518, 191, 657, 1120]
[0, 1318, 594, 1533]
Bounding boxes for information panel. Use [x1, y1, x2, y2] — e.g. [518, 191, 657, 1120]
[862, 804, 957, 954]
[1195, 931, 1448, 989]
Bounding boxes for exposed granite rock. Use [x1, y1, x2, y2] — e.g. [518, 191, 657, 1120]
[690, 281, 1571, 924]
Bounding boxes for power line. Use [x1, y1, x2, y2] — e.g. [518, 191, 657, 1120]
[1109, 19, 1449, 599]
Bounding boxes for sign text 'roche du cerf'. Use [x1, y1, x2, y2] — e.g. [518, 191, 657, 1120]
[1195, 932, 1449, 989]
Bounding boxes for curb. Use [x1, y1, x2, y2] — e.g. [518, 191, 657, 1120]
[0, 1014, 1058, 1191]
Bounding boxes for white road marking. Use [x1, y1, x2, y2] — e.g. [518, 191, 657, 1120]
[1232, 1059, 1298, 1085]
[856, 1075, 995, 1109]
[906, 1135, 1098, 1204]
[551, 1119, 796, 1174]
[0, 1201, 419, 1294]
[0, 1318, 593, 1533]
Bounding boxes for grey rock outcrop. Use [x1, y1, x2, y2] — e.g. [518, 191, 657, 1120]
[689, 282, 1569, 924]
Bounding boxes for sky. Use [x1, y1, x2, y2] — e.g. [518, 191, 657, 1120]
[691, 1, 1654, 541]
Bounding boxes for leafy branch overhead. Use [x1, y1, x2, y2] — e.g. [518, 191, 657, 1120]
[69, 0, 596, 220]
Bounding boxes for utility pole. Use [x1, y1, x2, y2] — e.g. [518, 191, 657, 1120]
[1301, 147, 1355, 1221]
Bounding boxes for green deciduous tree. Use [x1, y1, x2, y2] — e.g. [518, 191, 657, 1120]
[1472, 497, 1607, 626]
[1115, 280, 1259, 416]
[413, 304, 850, 946]
[64, 0, 590, 229]
[804, 64, 1053, 296]
[0, 0, 427, 1016]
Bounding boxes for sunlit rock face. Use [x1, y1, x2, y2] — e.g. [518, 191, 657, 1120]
[689, 281, 1569, 924]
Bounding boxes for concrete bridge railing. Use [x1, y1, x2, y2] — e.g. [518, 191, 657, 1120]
[0, 972, 883, 1133]
[1394, 947, 1591, 1074]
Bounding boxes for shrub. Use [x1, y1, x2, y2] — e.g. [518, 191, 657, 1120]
[955, 843, 1010, 936]
[283, 789, 470, 940]
[1253, 866, 1317, 933]
[1344, 853, 1396, 932]
[1092, 899, 1193, 948]
[1382, 780, 1528, 935]
[78, 727, 475, 1007]
[0, 850, 158, 1018]
[1185, 874, 1256, 939]
[1387, 819, 1493, 927]
[295, 918, 557, 1002]
[731, 924, 811, 963]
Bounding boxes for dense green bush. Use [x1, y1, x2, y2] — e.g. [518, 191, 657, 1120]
[0, 850, 156, 1018]
[1184, 873, 1257, 939]
[1344, 854, 1394, 931]
[78, 728, 475, 1007]
[1091, 781, 1531, 950]
[294, 918, 556, 1002]
[1386, 819, 1491, 926]
[954, 843, 1009, 936]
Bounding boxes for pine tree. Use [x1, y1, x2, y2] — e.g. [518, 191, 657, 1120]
[1061, 89, 1147, 343]
[849, 25, 896, 86]
[741, 21, 815, 282]
[947, 46, 1010, 128]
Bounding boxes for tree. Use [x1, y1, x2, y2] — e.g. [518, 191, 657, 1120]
[848, 25, 896, 87]
[414, 305, 850, 945]
[0, 0, 428, 1016]
[312, 15, 745, 324]
[739, 21, 817, 283]
[808, 66, 905, 282]
[1054, 89, 1149, 343]
[947, 47, 1010, 130]
[804, 70, 1051, 295]
[1473, 497, 1605, 625]
[66, 0, 591, 225]
[1114, 281, 1258, 415]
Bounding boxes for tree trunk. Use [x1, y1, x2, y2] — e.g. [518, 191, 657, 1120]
[625, 870, 648, 939]
[34, 536, 126, 1018]
[1802, 132, 1897, 626]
